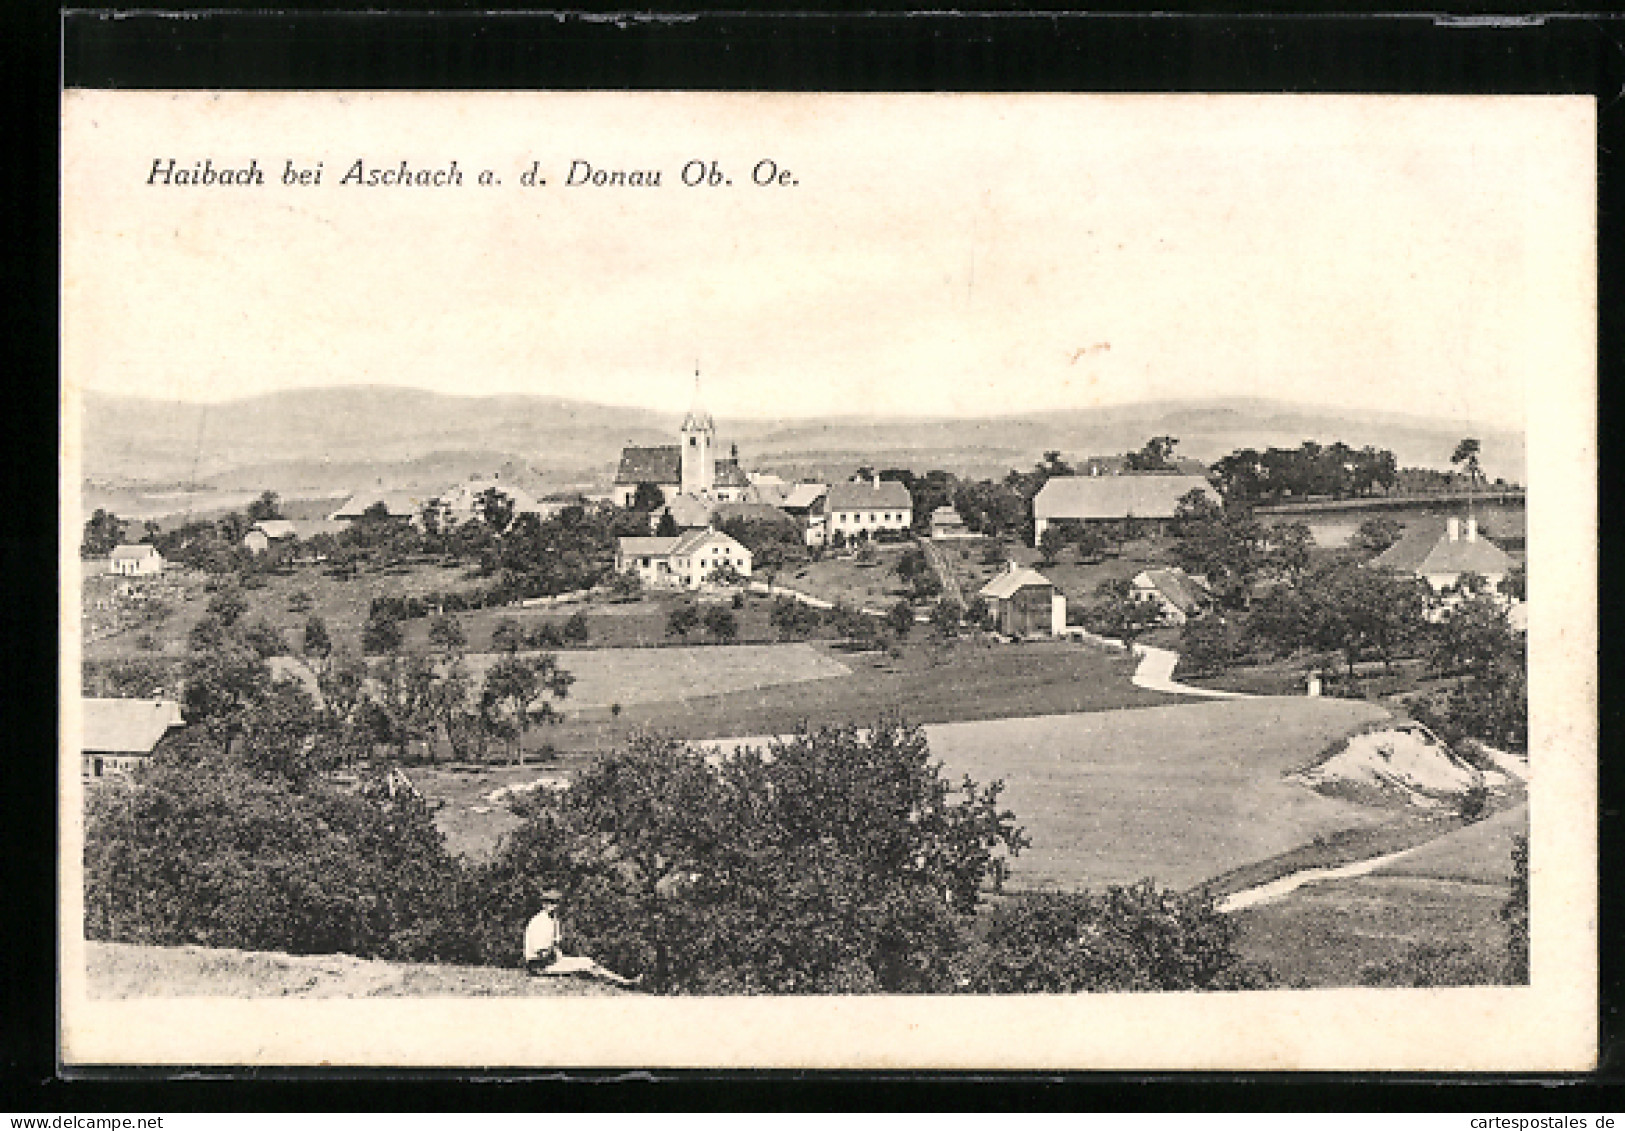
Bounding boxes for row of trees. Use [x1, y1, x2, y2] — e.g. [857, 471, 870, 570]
[85, 716, 1269, 993]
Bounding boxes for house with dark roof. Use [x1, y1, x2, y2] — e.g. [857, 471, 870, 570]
[978, 564, 1064, 637]
[615, 528, 753, 589]
[1131, 567, 1211, 626]
[824, 477, 913, 544]
[1370, 516, 1514, 592]
[109, 544, 165, 577]
[81, 697, 184, 778]
[1032, 473, 1218, 543]
[329, 489, 424, 525]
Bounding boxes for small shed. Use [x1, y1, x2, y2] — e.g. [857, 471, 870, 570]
[979, 565, 1064, 637]
[109, 544, 164, 577]
[1131, 567, 1211, 626]
[243, 519, 298, 554]
[930, 506, 971, 540]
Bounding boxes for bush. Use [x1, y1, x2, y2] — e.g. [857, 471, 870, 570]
[961, 885, 1271, 992]
[563, 610, 591, 644]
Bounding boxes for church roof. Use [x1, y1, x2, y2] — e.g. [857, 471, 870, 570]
[615, 445, 682, 486]
[713, 458, 751, 488]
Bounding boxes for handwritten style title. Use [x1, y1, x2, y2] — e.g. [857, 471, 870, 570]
[145, 157, 799, 190]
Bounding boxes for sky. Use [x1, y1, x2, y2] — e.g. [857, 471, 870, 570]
[62, 93, 1592, 432]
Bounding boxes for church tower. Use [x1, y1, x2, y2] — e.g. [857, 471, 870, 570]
[679, 372, 715, 496]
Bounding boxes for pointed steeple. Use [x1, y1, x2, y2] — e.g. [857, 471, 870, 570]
[681, 367, 714, 434]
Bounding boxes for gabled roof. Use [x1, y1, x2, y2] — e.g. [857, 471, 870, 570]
[619, 536, 680, 557]
[82, 697, 184, 755]
[252, 520, 299, 540]
[331, 491, 422, 520]
[1033, 474, 1217, 521]
[714, 502, 794, 526]
[672, 528, 748, 556]
[979, 566, 1056, 601]
[109, 544, 161, 560]
[1134, 567, 1210, 614]
[713, 458, 751, 488]
[931, 505, 966, 523]
[660, 495, 717, 529]
[780, 483, 830, 510]
[826, 479, 913, 512]
[1371, 520, 1513, 577]
[614, 445, 682, 486]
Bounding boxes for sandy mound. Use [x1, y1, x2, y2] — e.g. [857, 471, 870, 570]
[1292, 722, 1506, 810]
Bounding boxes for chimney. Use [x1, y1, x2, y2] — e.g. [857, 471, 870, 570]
[1447, 517, 1460, 542]
[1466, 517, 1478, 543]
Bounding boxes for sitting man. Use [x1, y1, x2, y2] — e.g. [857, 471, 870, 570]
[523, 891, 562, 975]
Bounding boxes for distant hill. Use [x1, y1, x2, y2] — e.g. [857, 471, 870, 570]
[80, 386, 1524, 518]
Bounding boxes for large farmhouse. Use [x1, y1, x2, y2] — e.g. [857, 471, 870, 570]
[616, 528, 753, 590]
[824, 477, 913, 543]
[1032, 473, 1218, 543]
[82, 697, 184, 778]
[613, 385, 752, 508]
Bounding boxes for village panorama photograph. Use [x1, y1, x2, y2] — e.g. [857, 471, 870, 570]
[58, 93, 1589, 1052]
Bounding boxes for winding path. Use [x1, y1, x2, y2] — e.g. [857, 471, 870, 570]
[1129, 644, 1256, 700]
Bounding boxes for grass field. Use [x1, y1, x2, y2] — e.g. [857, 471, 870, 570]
[782, 548, 913, 610]
[1227, 802, 1526, 986]
[462, 642, 852, 712]
[916, 697, 1394, 892]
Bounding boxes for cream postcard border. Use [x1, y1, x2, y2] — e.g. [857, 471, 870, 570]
[58, 92, 1596, 1071]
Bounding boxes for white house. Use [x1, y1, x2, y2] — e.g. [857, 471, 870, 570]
[81, 697, 184, 778]
[929, 505, 972, 540]
[243, 519, 298, 554]
[616, 528, 753, 590]
[109, 544, 164, 577]
[824, 477, 913, 543]
[1130, 567, 1211, 626]
[1370, 515, 1514, 593]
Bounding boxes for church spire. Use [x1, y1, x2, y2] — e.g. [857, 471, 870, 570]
[681, 366, 714, 434]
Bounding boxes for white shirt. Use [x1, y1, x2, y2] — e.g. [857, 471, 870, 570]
[524, 908, 560, 962]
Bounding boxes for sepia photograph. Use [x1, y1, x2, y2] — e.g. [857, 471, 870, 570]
[58, 91, 1596, 1070]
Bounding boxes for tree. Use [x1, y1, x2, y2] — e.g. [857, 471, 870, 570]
[964, 595, 990, 629]
[886, 599, 916, 639]
[489, 618, 526, 655]
[82, 509, 125, 557]
[364, 651, 438, 762]
[666, 603, 701, 640]
[1502, 562, 1527, 602]
[1073, 525, 1107, 564]
[428, 613, 468, 656]
[424, 658, 487, 763]
[631, 482, 667, 513]
[1354, 516, 1405, 555]
[931, 597, 964, 639]
[703, 604, 739, 642]
[362, 607, 405, 655]
[487, 721, 1028, 993]
[1178, 615, 1236, 677]
[609, 569, 643, 601]
[238, 677, 332, 784]
[1451, 437, 1483, 496]
[205, 585, 250, 628]
[476, 487, 516, 533]
[480, 652, 574, 764]
[771, 596, 820, 641]
[1503, 835, 1529, 982]
[895, 547, 929, 585]
[1268, 521, 1313, 583]
[182, 643, 274, 755]
[962, 886, 1268, 992]
[707, 563, 746, 587]
[1260, 560, 1428, 677]
[1124, 435, 1179, 472]
[562, 609, 591, 643]
[246, 491, 283, 522]
[654, 510, 680, 537]
[238, 619, 288, 659]
[83, 656, 176, 700]
[302, 615, 333, 671]
[1037, 524, 1066, 566]
[1085, 583, 1163, 646]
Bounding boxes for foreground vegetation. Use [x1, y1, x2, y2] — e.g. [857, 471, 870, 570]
[85, 719, 1271, 994]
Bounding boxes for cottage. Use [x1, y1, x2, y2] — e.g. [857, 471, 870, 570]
[242, 519, 298, 555]
[431, 475, 545, 530]
[1031, 474, 1218, 543]
[778, 482, 831, 547]
[109, 544, 164, 577]
[329, 490, 423, 525]
[1131, 567, 1211, 626]
[616, 528, 753, 590]
[1370, 516, 1514, 592]
[929, 505, 971, 540]
[81, 697, 184, 778]
[824, 477, 913, 543]
[978, 565, 1065, 637]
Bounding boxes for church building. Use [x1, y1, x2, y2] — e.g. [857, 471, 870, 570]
[612, 380, 751, 508]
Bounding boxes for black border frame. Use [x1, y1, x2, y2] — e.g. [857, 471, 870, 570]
[8, 5, 1620, 1108]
